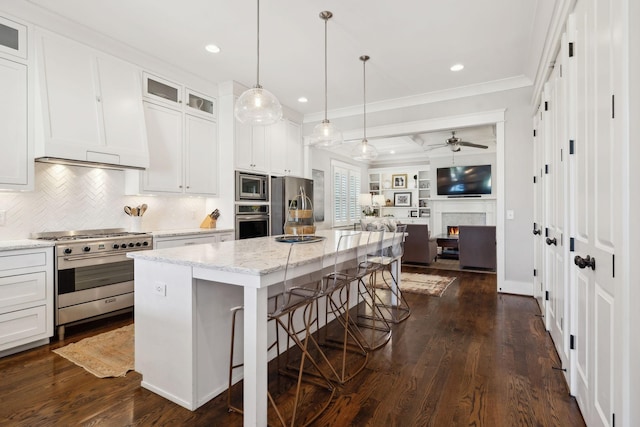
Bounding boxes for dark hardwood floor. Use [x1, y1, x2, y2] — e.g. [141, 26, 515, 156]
[0, 268, 585, 426]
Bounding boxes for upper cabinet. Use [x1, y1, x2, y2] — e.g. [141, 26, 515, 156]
[235, 121, 269, 173]
[34, 30, 149, 168]
[126, 73, 218, 196]
[0, 15, 32, 191]
[270, 120, 302, 177]
[0, 16, 27, 59]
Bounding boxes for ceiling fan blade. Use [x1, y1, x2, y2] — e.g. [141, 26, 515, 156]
[423, 144, 447, 151]
[458, 141, 488, 149]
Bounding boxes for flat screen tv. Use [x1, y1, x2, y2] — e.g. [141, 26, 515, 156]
[436, 165, 492, 196]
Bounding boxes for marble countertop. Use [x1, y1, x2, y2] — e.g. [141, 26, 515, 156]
[128, 230, 381, 276]
[151, 228, 234, 238]
[0, 240, 55, 251]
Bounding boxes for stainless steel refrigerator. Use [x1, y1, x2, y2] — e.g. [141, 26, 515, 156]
[271, 176, 314, 235]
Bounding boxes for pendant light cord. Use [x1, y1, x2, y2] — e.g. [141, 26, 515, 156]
[256, 0, 261, 87]
[323, 14, 329, 121]
[361, 55, 369, 142]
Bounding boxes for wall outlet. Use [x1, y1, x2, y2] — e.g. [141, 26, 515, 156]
[506, 210, 515, 220]
[0, 210, 5, 226]
[153, 282, 167, 297]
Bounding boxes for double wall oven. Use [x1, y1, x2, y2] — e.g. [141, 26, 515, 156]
[235, 171, 270, 240]
[33, 228, 153, 340]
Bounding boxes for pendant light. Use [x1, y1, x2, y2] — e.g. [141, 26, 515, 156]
[234, 0, 283, 126]
[351, 55, 378, 161]
[308, 11, 343, 147]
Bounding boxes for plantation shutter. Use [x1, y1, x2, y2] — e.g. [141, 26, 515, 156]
[332, 161, 361, 227]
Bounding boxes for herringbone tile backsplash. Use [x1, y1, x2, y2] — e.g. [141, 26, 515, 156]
[0, 163, 209, 239]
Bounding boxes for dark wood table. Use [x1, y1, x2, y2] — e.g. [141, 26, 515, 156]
[435, 234, 459, 259]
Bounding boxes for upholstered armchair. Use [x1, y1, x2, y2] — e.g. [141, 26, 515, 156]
[458, 225, 496, 270]
[402, 223, 438, 265]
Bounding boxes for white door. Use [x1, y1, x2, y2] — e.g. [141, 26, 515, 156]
[0, 58, 28, 187]
[545, 41, 571, 385]
[569, 2, 620, 425]
[185, 114, 218, 195]
[142, 102, 183, 193]
[533, 103, 546, 313]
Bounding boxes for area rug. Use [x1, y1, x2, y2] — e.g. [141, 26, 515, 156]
[374, 272, 456, 297]
[52, 324, 134, 378]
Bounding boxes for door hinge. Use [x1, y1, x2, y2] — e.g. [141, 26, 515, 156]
[560, 148, 563, 162]
[545, 101, 549, 111]
[570, 237, 575, 252]
[545, 227, 549, 237]
[534, 269, 537, 277]
[569, 42, 574, 57]
[533, 176, 537, 184]
[612, 254, 615, 278]
[612, 94, 615, 118]
[545, 291, 550, 301]
[533, 129, 537, 137]
[559, 64, 563, 78]
[613, 413, 615, 426]
[570, 334, 576, 350]
[569, 139, 575, 154]
[545, 164, 549, 174]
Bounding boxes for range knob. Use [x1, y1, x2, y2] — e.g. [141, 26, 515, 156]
[112, 244, 120, 249]
[142, 241, 149, 246]
[128, 242, 134, 248]
[120, 244, 127, 249]
[135, 242, 142, 247]
[64, 248, 72, 255]
[83, 246, 91, 252]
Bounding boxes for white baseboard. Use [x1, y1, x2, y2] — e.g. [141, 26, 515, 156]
[498, 279, 533, 296]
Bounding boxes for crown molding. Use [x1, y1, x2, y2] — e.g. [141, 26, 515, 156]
[303, 76, 530, 124]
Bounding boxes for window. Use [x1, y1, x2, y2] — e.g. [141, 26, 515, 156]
[332, 160, 361, 227]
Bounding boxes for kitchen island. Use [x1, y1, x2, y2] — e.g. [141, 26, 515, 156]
[127, 230, 397, 427]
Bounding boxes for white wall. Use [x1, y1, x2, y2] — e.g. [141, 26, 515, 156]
[304, 86, 534, 287]
[0, 163, 227, 240]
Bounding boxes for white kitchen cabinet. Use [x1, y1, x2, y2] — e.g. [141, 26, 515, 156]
[235, 121, 268, 173]
[127, 101, 218, 196]
[0, 247, 54, 357]
[0, 16, 27, 59]
[0, 57, 30, 189]
[185, 114, 218, 194]
[35, 30, 148, 168]
[153, 231, 234, 249]
[269, 119, 302, 177]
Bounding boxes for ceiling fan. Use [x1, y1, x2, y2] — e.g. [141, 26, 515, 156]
[425, 131, 489, 152]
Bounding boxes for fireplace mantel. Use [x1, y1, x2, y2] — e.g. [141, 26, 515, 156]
[430, 198, 496, 235]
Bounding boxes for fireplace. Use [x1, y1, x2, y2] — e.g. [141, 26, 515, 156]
[430, 198, 496, 236]
[447, 226, 459, 236]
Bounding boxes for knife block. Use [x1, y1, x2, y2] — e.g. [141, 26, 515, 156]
[199, 216, 217, 229]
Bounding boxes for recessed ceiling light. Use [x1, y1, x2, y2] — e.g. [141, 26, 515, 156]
[390, 150, 396, 154]
[450, 63, 464, 72]
[297, 97, 308, 103]
[205, 44, 221, 53]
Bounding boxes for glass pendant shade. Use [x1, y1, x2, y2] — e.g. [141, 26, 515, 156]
[234, 86, 283, 125]
[309, 119, 343, 147]
[308, 11, 342, 147]
[234, 0, 282, 126]
[351, 139, 379, 161]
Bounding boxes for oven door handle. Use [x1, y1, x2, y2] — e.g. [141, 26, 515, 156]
[62, 252, 132, 262]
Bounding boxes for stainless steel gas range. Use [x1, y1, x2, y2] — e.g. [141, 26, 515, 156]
[32, 228, 153, 340]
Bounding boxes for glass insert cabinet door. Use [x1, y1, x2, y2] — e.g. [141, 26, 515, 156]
[144, 73, 181, 104]
[0, 16, 27, 59]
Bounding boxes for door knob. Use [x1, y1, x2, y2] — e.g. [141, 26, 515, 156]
[546, 237, 557, 246]
[574, 255, 596, 270]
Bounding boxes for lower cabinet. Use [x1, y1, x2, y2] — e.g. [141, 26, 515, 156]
[0, 247, 54, 356]
[153, 231, 234, 249]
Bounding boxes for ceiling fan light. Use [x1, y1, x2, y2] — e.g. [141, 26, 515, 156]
[234, 86, 283, 125]
[309, 119, 343, 147]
